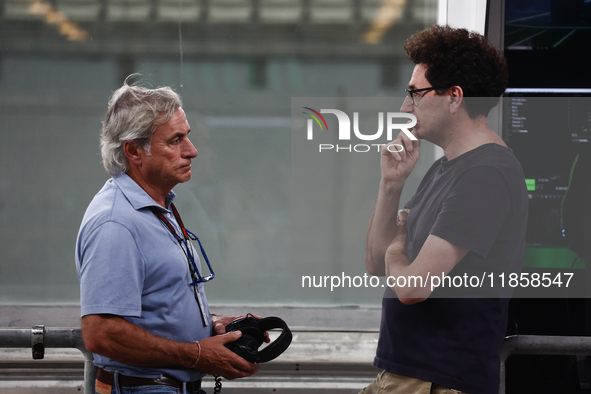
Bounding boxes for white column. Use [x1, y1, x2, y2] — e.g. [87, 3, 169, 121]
[438, 0, 487, 33]
[434, 0, 490, 160]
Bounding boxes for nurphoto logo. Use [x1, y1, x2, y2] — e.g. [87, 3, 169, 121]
[302, 107, 417, 153]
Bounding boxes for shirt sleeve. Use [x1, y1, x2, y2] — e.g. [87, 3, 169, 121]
[78, 221, 145, 317]
[430, 166, 512, 258]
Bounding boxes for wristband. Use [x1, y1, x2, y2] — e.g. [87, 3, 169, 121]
[190, 341, 201, 369]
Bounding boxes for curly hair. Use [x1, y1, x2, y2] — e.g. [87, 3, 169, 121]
[100, 75, 182, 176]
[404, 25, 508, 117]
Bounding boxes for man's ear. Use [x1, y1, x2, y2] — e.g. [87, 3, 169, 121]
[448, 86, 464, 114]
[124, 140, 144, 168]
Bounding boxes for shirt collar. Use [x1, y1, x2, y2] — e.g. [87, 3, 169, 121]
[112, 172, 176, 211]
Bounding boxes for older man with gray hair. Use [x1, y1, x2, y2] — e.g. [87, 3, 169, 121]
[76, 76, 259, 394]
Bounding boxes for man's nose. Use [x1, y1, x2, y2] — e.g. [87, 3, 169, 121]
[184, 138, 198, 158]
[400, 95, 413, 112]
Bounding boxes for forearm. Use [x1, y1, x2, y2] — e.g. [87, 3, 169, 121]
[82, 314, 196, 369]
[385, 234, 470, 304]
[365, 180, 404, 276]
[384, 249, 427, 302]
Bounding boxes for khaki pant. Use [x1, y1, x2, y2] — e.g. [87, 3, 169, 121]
[359, 371, 468, 394]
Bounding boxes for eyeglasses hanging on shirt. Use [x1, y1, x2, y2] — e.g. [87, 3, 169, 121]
[150, 204, 215, 285]
[151, 204, 214, 327]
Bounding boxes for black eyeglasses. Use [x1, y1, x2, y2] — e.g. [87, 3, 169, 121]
[404, 87, 442, 105]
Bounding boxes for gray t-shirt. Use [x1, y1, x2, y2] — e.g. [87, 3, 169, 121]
[374, 143, 528, 394]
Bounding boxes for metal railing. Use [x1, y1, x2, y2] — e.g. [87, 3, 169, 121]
[2, 329, 591, 394]
[0, 326, 96, 394]
[499, 335, 591, 394]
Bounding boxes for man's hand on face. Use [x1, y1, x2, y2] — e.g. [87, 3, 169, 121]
[380, 129, 421, 186]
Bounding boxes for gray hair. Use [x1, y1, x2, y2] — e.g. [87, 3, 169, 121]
[100, 75, 183, 175]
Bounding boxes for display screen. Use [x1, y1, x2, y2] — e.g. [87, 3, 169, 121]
[504, 0, 591, 88]
[502, 0, 591, 247]
[502, 95, 590, 245]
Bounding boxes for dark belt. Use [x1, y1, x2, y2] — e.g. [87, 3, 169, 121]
[96, 368, 201, 393]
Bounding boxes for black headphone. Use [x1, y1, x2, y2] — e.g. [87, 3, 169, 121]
[224, 314, 292, 363]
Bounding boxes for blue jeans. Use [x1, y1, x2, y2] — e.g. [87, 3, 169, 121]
[95, 373, 206, 394]
[106, 386, 181, 394]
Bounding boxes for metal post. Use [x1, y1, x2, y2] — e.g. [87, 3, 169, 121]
[500, 335, 591, 394]
[0, 327, 96, 394]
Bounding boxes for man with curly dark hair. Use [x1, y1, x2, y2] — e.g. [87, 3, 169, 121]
[362, 25, 528, 393]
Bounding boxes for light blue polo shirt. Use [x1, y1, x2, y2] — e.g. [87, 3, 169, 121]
[76, 173, 212, 381]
